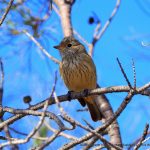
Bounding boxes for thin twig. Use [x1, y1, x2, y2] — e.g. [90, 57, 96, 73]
[132, 59, 136, 89]
[36, 130, 61, 150]
[88, 21, 101, 56]
[97, 0, 121, 39]
[44, 121, 77, 140]
[100, 91, 134, 131]
[93, 21, 101, 39]
[83, 136, 99, 150]
[0, 59, 4, 106]
[52, 4, 60, 17]
[89, 0, 121, 56]
[138, 82, 150, 92]
[41, 0, 53, 21]
[117, 58, 132, 89]
[134, 124, 149, 150]
[141, 136, 150, 146]
[128, 131, 150, 150]
[23, 30, 60, 64]
[76, 108, 88, 112]
[83, 129, 107, 150]
[93, 145, 105, 150]
[9, 127, 51, 141]
[83, 119, 94, 130]
[0, 0, 14, 26]
[54, 92, 76, 130]
[73, 30, 90, 47]
[0, 136, 18, 141]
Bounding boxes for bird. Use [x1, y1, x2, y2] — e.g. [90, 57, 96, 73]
[54, 36, 101, 121]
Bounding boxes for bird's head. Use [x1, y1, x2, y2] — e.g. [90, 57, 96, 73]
[54, 36, 86, 57]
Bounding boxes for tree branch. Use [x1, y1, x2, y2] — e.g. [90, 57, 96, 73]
[54, 92, 122, 150]
[53, 0, 74, 36]
[134, 124, 149, 150]
[0, 0, 14, 26]
[0, 98, 49, 148]
[58, 82, 150, 149]
[23, 30, 60, 64]
[89, 0, 121, 56]
[0, 84, 149, 131]
[0, 59, 18, 149]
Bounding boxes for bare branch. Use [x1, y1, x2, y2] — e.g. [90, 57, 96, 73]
[0, 0, 14, 26]
[0, 99, 49, 148]
[54, 92, 76, 130]
[138, 82, 150, 92]
[0, 75, 63, 148]
[88, 21, 101, 56]
[89, 0, 121, 56]
[62, 88, 146, 149]
[76, 108, 88, 112]
[93, 145, 105, 150]
[141, 136, 150, 146]
[0, 59, 18, 149]
[22, 30, 60, 65]
[0, 136, 18, 141]
[0, 84, 150, 131]
[41, 0, 53, 21]
[35, 130, 61, 150]
[100, 91, 134, 131]
[0, 59, 4, 106]
[9, 127, 52, 141]
[54, 0, 74, 36]
[128, 131, 150, 150]
[117, 58, 132, 89]
[83, 119, 94, 130]
[134, 124, 149, 150]
[67, 122, 122, 150]
[44, 121, 77, 140]
[62, 91, 134, 149]
[96, 0, 121, 39]
[52, 3, 60, 17]
[54, 92, 122, 150]
[2, 106, 65, 129]
[83, 136, 99, 150]
[73, 30, 90, 47]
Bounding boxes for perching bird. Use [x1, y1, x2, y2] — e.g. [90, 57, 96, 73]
[54, 36, 101, 121]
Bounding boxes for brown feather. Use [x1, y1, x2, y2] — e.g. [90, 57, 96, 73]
[57, 37, 102, 121]
[84, 96, 102, 121]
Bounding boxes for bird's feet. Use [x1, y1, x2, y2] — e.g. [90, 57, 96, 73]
[67, 90, 74, 101]
[67, 89, 89, 101]
[83, 89, 89, 96]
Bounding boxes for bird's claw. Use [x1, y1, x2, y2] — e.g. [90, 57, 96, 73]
[83, 89, 89, 96]
[67, 90, 73, 101]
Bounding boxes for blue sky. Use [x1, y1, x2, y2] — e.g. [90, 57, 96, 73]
[0, 0, 150, 149]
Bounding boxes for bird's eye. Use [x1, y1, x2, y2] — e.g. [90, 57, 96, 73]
[67, 44, 72, 47]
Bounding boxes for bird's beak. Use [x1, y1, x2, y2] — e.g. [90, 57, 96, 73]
[53, 45, 61, 50]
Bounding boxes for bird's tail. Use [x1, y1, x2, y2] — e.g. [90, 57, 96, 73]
[84, 96, 102, 122]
